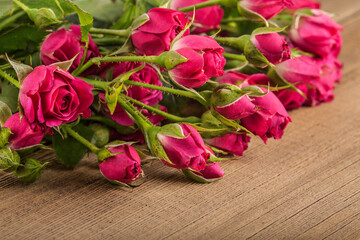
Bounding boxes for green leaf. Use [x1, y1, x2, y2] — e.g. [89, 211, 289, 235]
[0, 127, 12, 148]
[251, 26, 288, 36]
[182, 169, 220, 184]
[73, 0, 125, 23]
[14, 158, 48, 183]
[158, 123, 185, 139]
[6, 56, 33, 85]
[12, 0, 73, 18]
[52, 124, 95, 168]
[51, 54, 78, 71]
[0, 1, 14, 17]
[244, 40, 272, 68]
[0, 80, 19, 112]
[0, 147, 21, 172]
[0, 101, 12, 126]
[65, 0, 93, 42]
[237, 2, 268, 26]
[0, 25, 47, 55]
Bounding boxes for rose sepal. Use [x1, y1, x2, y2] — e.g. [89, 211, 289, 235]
[182, 169, 220, 183]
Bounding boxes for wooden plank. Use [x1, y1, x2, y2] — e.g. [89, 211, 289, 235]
[0, 0, 360, 239]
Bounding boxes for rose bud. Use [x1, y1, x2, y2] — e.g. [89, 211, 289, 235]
[229, 71, 307, 110]
[131, 8, 190, 56]
[289, 10, 343, 58]
[240, 0, 294, 20]
[4, 113, 47, 150]
[0, 147, 21, 172]
[14, 158, 49, 183]
[287, 0, 320, 10]
[250, 33, 291, 65]
[240, 88, 291, 142]
[88, 124, 110, 148]
[41, 25, 101, 75]
[273, 83, 308, 110]
[196, 162, 224, 180]
[206, 133, 250, 156]
[171, 0, 224, 34]
[19, 65, 94, 127]
[276, 55, 342, 106]
[182, 147, 224, 183]
[170, 35, 226, 88]
[305, 57, 342, 106]
[212, 83, 257, 120]
[216, 72, 291, 142]
[157, 123, 210, 171]
[99, 144, 142, 184]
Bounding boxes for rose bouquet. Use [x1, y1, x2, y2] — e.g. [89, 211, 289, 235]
[0, 0, 342, 187]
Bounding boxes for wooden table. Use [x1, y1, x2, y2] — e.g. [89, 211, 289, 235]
[1, 0, 359, 239]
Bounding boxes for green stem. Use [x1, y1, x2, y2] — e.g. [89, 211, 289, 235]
[0, 10, 26, 31]
[122, 94, 201, 124]
[0, 69, 20, 88]
[79, 77, 107, 89]
[93, 38, 126, 46]
[223, 53, 247, 62]
[178, 0, 222, 12]
[124, 80, 207, 105]
[73, 55, 158, 77]
[77, 41, 89, 72]
[90, 28, 130, 37]
[117, 96, 153, 131]
[215, 35, 250, 52]
[64, 126, 101, 154]
[221, 17, 247, 23]
[0, 63, 11, 71]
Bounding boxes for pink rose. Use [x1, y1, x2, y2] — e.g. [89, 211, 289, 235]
[289, 10, 343, 58]
[170, 35, 226, 88]
[99, 144, 142, 184]
[236, 71, 308, 110]
[214, 72, 268, 120]
[157, 124, 210, 171]
[287, 0, 320, 10]
[195, 162, 224, 180]
[171, 0, 224, 34]
[41, 25, 101, 75]
[276, 55, 342, 106]
[251, 33, 291, 65]
[240, 88, 291, 142]
[273, 83, 308, 110]
[184, 148, 224, 182]
[241, 0, 294, 20]
[4, 113, 47, 150]
[206, 133, 250, 156]
[19, 65, 94, 127]
[131, 8, 190, 56]
[215, 72, 291, 142]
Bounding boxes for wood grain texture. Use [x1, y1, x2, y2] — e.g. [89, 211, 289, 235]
[1, 0, 359, 239]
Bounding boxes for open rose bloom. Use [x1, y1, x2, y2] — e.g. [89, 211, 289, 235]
[170, 35, 226, 88]
[131, 8, 190, 56]
[19, 65, 94, 127]
[171, 0, 224, 33]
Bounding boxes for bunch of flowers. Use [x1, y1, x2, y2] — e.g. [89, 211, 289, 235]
[0, 0, 342, 186]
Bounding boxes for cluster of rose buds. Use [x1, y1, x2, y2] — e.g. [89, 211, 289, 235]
[0, 0, 343, 186]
